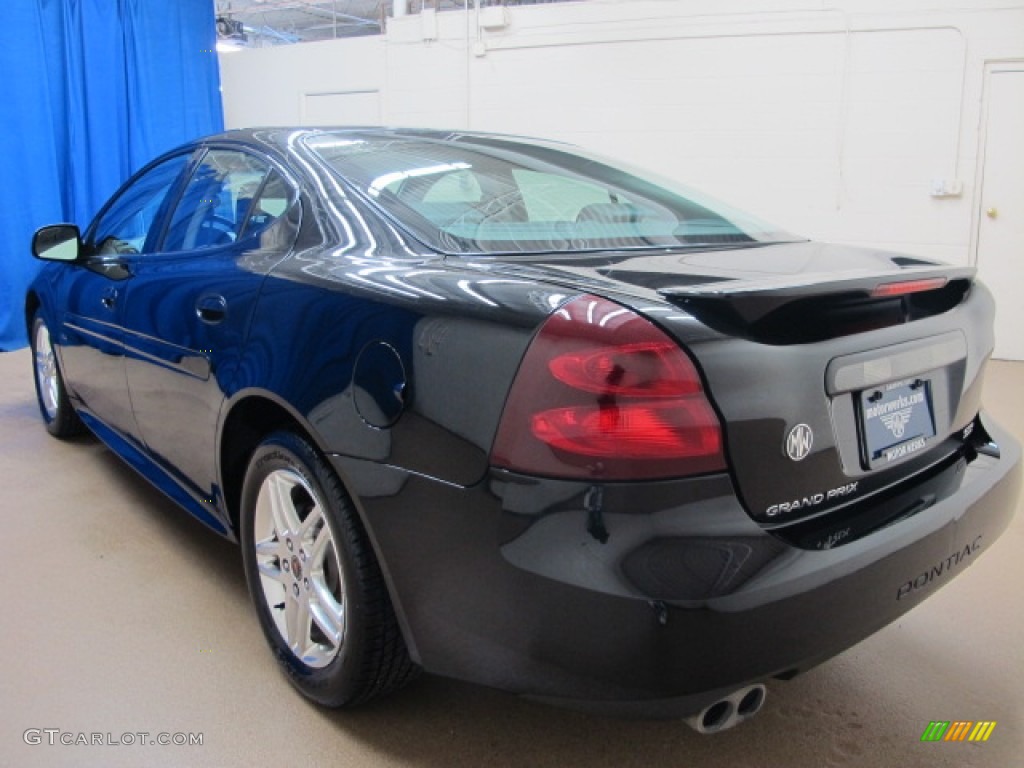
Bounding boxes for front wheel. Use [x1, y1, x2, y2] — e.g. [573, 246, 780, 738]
[30, 311, 85, 438]
[239, 430, 418, 707]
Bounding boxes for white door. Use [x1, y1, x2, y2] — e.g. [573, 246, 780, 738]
[976, 67, 1024, 361]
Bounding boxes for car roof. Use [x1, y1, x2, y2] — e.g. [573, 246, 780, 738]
[201, 126, 576, 153]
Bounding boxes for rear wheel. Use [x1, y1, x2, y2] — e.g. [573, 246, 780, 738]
[240, 430, 418, 707]
[30, 311, 85, 438]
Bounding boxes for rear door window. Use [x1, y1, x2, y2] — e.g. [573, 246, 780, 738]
[239, 169, 292, 238]
[162, 150, 272, 252]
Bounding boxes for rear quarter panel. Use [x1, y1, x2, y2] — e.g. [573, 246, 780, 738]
[232, 247, 568, 489]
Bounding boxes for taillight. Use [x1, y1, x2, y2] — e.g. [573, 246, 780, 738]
[491, 295, 726, 480]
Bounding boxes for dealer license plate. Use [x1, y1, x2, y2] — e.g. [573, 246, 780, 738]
[860, 379, 935, 467]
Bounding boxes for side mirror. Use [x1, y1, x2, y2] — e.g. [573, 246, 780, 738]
[32, 224, 82, 262]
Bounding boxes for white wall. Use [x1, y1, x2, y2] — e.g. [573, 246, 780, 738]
[220, 35, 386, 126]
[219, 1, 1024, 264]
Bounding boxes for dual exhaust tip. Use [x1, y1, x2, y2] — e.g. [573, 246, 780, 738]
[685, 684, 767, 734]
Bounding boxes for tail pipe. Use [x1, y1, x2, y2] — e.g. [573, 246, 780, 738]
[684, 684, 767, 734]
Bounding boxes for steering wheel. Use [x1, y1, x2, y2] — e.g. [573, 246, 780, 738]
[96, 236, 139, 255]
[196, 215, 237, 246]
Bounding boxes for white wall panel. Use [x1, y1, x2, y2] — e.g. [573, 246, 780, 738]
[219, 1, 1024, 267]
[381, 38, 470, 128]
[302, 90, 380, 125]
[220, 36, 384, 127]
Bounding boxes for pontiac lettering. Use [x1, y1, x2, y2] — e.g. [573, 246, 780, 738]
[896, 536, 983, 600]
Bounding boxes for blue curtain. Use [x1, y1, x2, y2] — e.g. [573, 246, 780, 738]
[0, 0, 223, 350]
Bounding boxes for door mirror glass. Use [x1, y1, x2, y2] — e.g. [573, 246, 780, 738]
[32, 224, 82, 262]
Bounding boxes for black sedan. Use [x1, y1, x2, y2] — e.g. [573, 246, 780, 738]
[27, 128, 1021, 732]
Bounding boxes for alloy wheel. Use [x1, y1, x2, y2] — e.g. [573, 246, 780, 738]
[252, 468, 346, 668]
[34, 321, 59, 421]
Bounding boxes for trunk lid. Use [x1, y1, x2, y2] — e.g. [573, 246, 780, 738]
[463, 241, 992, 545]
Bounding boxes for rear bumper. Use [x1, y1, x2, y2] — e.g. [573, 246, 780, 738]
[333, 414, 1020, 718]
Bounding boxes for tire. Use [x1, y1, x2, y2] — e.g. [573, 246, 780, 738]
[240, 430, 419, 707]
[30, 311, 86, 438]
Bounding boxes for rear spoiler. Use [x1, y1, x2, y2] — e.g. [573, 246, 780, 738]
[659, 266, 976, 324]
[659, 266, 977, 344]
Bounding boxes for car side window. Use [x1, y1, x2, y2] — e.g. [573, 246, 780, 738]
[90, 154, 191, 256]
[239, 169, 292, 239]
[162, 149, 271, 252]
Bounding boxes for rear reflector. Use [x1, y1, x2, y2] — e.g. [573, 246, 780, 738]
[491, 295, 726, 480]
[871, 277, 948, 298]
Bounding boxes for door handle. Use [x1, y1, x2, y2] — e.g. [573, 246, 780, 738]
[101, 288, 118, 309]
[196, 294, 227, 324]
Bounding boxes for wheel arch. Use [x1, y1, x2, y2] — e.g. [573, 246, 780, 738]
[217, 389, 421, 657]
[25, 291, 41, 336]
[25, 290, 72, 378]
[217, 390, 384, 546]
[218, 389, 329, 537]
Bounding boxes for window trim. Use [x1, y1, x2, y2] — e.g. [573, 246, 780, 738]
[83, 142, 302, 262]
[147, 147, 211, 254]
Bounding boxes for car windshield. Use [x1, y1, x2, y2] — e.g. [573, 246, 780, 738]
[306, 131, 801, 256]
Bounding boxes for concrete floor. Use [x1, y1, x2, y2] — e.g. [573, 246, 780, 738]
[0, 347, 1021, 768]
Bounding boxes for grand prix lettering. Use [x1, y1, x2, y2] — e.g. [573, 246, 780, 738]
[765, 481, 858, 517]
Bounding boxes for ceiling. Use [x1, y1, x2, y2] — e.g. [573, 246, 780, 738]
[215, 0, 387, 44]
[214, 1, 570, 46]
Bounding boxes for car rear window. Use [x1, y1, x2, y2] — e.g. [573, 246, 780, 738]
[306, 131, 798, 255]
